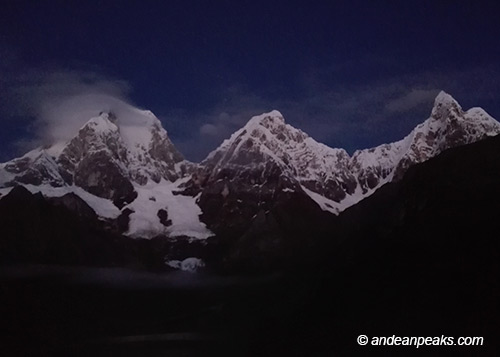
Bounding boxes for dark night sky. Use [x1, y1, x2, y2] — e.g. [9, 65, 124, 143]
[1, 0, 500, 161]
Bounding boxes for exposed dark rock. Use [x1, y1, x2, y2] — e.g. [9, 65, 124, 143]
[4, 157, 31, 173]
[158, 237, 209, 265]
[116, 208, 134, 233]
[48, 193, 98, 222]
[4, 153, 67, 187]
[218, 190, 335, 273]
[147, 122, 184, 182]
[157, 208, 172, 227]
[196, 164, 288, 238]
[0, 185, 33, 204]
[73, 151, 137, 208]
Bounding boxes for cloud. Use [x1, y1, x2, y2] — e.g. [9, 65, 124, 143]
[199, 123, 218, 136]
[385, 89, 440, 113]
[35, 93, 138, 145]
[0, 66, 134, 154]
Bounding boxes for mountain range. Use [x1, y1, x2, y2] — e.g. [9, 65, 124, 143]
[0, 91, 499, 271]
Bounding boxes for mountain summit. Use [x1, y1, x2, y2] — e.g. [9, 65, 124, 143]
[201, 110, 354, 200]
[1, 109, 187, 207]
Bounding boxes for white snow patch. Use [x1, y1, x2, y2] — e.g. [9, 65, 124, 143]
[0, 165, 15, 184]
[300, 184, 379, 215]
[165, 257, 205, 272]
[0, 184, 121, 218]
[300, 185, 341, 214]
[0, 186, 13, 198]
[120, 125, 153, 152]
[70, 187, 121, 218]
[45, 141, 68, 158]
[125, 180, 213, 239]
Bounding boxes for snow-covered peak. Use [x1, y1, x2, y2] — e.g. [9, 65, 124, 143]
[431, 90, 463, 120]
[65, 106, 179, 167]
[244, 110, 285, 128]
[434, 90, 459, 106]
[204, 110, 334, 170]
[208, 110, 291, 156]
[68, 107, 186, 185]
[86, 108, 164, 156]
[352, 91, 500, 186]
[1, 103, 188, 194]
[201, 110, 356, 203]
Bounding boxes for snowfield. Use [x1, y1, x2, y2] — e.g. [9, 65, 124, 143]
[125, 179, 213, 239]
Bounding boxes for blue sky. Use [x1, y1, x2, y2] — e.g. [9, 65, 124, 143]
[1, 1, 500, 161]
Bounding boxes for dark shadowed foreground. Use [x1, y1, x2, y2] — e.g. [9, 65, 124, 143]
[0, 266, 303, 356]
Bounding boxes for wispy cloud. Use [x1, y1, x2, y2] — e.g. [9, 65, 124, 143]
[385, 89, 440, 113]
[0, 65, 134, 155]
